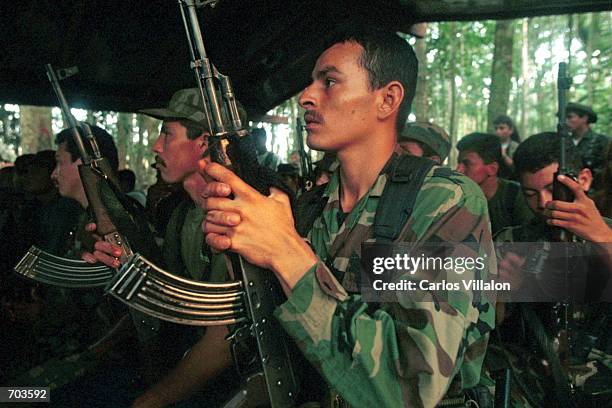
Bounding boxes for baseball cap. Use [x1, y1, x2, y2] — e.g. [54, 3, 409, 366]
[400, 121, 451, 161]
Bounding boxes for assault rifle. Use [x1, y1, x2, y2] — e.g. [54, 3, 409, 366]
[15, 65, 161, 288]
[108, 1, 298, 407]
[552, 62, 574, 243]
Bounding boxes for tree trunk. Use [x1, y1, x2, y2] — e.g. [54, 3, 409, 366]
[116, 113, 132, 170]
[414, 23, 428, 122]
[448, 22, 458, 168]
[19, 105, 53, 153]
[487, 19, 515, 133]
[520, 18, 529, 138]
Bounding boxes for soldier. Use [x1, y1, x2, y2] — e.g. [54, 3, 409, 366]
[88, 88, 242, 407]
[398, 121, 451, 164]
[456, 132, 533, 235]
[4, 126, 124, 394]
[201, 28, 495, 407]
[252, 127, 281, 170]
[492, 115, 520, 180]
[565, 102, 611, 191]
[494, 132, 612, 406]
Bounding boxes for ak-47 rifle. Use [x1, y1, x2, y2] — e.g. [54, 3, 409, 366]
[296, 118, 314, 191]
[107, 1, 298, 407]
[14, 65, 157, 287]
[553, 62, 574, 243]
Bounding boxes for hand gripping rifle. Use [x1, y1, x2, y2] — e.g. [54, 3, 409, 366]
[107, 1, 298, 406]
[14, 65, 162, 289]
[14, 66, 118, 288]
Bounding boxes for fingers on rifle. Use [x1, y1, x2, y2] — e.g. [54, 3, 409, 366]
[203, 182, 232, 199]
[81, 252, 97, 264]
[205, 162, 255, 198]
[206, 210, 240, 226]
[92, 250, 121, 268]
[206, 233, 231, 251]
[557, 174, 584, 197]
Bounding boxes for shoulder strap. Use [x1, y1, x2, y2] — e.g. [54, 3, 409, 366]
[295, 183, 328, 237]
[373, 155, 435, 243]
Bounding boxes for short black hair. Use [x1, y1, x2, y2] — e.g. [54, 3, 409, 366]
[179, 119, 208, 140]
[456, 132, 501, 164]
[514, 132, 583, 175]
[493, 115, 521, 142]
[14, 154, 36, 174]
[334, 28, 418, 131]
[34, 150, 56, 174]
[55, 124, 119, 171]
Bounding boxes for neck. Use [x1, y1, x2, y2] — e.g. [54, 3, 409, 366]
[481, 176, 499, 200]
[500, 136, 510, 144]
[336, 127, 396, 213]
[572, 126, 589, 139]
[182, 171, 207, 206]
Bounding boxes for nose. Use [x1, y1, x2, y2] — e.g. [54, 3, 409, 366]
[538, 190, 552, 210]
[298, 83, 316, 109]
[50, 165, 58, 180]
[152, 134, 164, 153]
[456, 163, 465, 174]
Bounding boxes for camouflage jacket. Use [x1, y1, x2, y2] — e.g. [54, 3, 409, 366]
[274, 154, 496, 407]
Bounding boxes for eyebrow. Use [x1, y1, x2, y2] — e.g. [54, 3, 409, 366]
[312, 65, 342, 80]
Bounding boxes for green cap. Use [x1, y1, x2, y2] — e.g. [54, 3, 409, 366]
[565, 102, 597, 123]
[400, 121, 451, 161]
[140, 88, 212, 129]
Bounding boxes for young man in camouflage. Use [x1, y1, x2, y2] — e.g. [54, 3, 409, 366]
[87, 89, 240, 406]
[456, 132, 533, 235]
[201, 29, 496, 407]
[565, 103, 611, 191]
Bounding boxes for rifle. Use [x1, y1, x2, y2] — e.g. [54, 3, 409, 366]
[14, 65, 157, 288]
[296, 118, 314, 191]
[108, 1, 298, 406]
[552, 62, 574, 243]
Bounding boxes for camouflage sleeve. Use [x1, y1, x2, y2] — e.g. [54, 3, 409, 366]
[275, 174, 496, 408]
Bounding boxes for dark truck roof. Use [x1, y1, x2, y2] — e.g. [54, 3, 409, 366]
[1, 0, 609, 116]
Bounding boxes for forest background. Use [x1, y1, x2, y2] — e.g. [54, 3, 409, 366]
[1, 12, 610, 191]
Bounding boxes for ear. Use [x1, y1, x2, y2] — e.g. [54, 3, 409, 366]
[377, 80, 404, 121]
[486, 161, 499, 176]
[577, 167, 592, 192]
[195, 134, 208, 153]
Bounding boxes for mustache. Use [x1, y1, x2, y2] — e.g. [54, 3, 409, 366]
[154, 157, 166, 169]
[304, 110, 324, 124]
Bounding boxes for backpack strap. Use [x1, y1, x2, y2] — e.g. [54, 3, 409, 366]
[373, 155, 435, 243]
[295, 183, 328, 237]
[294, 155, 436, 242]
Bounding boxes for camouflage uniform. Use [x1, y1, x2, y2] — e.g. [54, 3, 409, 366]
[275, 153, 496, 407]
